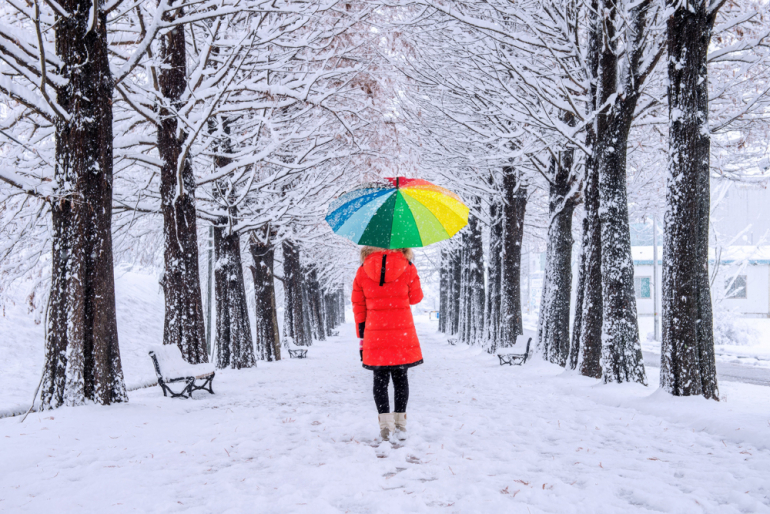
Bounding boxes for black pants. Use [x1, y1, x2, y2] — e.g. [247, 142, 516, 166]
[373, 368, 409, 414]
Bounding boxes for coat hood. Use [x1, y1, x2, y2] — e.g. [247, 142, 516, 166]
[363, 250, 409, 285]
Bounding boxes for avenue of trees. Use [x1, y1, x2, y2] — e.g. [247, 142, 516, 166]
[398, 0, 770, 399]
[1, 0, 769, 409]
[0, 0, 367, 408]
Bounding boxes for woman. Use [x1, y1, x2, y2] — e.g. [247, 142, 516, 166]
[352, 246, 424, 441]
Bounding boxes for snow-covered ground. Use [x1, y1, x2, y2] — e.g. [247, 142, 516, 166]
[0, 266, 165, 418]
[2, 318, 770, 513]
[639, 316, 770, 369]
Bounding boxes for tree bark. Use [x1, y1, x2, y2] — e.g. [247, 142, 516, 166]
[500, 167, 527, 347]
[595, 0, 648, 385]
[461, 206, 486, 345]
[538, 152, 577, 366]
[307, 268, 326, 342]
[283, 240, 310, 346]
[214, 219, 255, 369]
[337, 289, 345, 325]
[249, 233, 281, 361]
[572, 0, 602, 377]
[450, 246, 461, 335]
[577, 158, 603, 378]
[661, 0, 719, 399]
[41, 0, 127, 408]
[439, 248, 448, 333]
[158, 5, 207, 363]
[569, 215, 587, 370]
[301, 279, 314, 344]
[486, 196, 504, 351]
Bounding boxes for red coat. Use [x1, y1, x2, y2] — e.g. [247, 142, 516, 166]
[352, 250, 424, 370]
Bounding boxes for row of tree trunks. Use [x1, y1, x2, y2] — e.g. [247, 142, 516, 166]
[250, 233, 282, 362]
[438, 244, 461, 336]
[661, 0, 719, 400]
[41, 0, 128, 409]
[324, 290, 345, 335]
[439, 170, 527, 352]
[499, 167, 527, 348]
[538, 152, 578, 366]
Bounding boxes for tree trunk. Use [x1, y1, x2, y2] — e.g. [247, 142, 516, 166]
[249, 233, 281, 361]
[41, 0, 127, 408]
[538, 152, 577, 366]
[577, 159, 603, 378]
[450, 246, 461, 335]
[439, 248, 449, 333]
[158, 4, 207, 363]
[661, 0, 719, 399]
[301, 280, 314, 344]
[214, 220, 255, 369]
[337, 289, 345, 325]
[569, 215, 587, 370]
[464, 207, 486, 345]
[572, 0, 602, 377]
[597, 108, 646, 385]
[307, 268, 326, 341]
[500, 167, 527, 347]
[595, 0, 647, 385]
[283, 240, 310, 346]
[324, 291, 339, 335]
[486, 197, 504, 351]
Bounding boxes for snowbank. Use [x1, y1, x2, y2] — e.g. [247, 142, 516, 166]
[0, 266, 165, 417]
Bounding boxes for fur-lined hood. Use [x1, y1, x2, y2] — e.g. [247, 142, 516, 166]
[360, 246, 413, 264]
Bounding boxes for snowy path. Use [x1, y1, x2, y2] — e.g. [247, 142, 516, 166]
[2, 321, 770, 513]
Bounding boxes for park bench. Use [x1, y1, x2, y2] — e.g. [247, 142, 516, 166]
[497, 336, 532, 366]
[288, 348, 308, 359]
[148, 346, 216, 399]
[447, 337, 458, 346]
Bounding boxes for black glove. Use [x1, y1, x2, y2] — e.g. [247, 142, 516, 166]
[358, 322, 365, 339]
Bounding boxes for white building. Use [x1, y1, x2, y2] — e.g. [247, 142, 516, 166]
[633, 246, 770, 318]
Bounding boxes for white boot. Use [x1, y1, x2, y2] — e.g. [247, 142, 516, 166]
[378, 413, 395, 441]
[394, 412, 407, 441]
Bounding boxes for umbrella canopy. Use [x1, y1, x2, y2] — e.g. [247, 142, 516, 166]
[325, 177, 469, 248]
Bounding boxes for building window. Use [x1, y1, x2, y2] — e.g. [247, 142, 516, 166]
[634, 277, 651, 299]
[725, 275, 747, 299]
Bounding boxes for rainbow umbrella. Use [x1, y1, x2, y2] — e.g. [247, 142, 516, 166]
[325, 177, 469, 248]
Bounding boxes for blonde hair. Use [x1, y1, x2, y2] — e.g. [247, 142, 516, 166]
[360, 246, 414, 263]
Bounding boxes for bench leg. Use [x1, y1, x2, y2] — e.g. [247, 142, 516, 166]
[191, 375, 215, 395]
[183, 379, 195, 398]
[159, 380, 193, 399]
